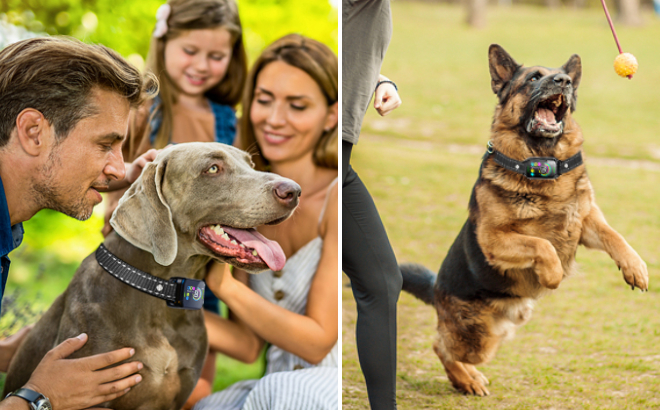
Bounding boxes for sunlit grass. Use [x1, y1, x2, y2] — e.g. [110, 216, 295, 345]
[362, 3, 660, 161]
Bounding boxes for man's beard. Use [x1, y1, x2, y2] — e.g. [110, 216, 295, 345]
[31, 148, 103, 221]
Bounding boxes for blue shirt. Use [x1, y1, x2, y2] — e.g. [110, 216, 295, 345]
[148, 96, 237, 146]
[0, 175, 24, 315]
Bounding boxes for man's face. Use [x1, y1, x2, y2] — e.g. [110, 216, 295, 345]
[34, 88, 130, 221]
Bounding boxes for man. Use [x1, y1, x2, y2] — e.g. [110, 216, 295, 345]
[0, 36, 158, 410]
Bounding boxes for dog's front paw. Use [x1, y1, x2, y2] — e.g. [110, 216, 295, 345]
[535, 247, 564, 289]
[618, 250, 648, 291]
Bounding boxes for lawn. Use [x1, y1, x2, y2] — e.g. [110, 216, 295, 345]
[342, 2, 660, 409]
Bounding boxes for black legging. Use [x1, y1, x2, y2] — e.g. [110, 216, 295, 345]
[343, 140, 402, 410]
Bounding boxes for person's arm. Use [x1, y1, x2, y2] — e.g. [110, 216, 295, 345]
[0, 333, 142, 410]
[0, 396, 30, 410]
[182, 348, 217, 410]
[203, 263, 264, 363]
[373, 74, 402, 116]
[206, 185, 339, 364]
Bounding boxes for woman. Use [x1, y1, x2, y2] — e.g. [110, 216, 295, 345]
[342, 0, 403, 408]
[191, 34, 338, 410]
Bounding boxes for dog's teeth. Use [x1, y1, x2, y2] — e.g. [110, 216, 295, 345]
[252, 250, 258, 256]
[230, 240, 237, 245]
[240, 244, 245, 248]
[222, 233, 230, 240]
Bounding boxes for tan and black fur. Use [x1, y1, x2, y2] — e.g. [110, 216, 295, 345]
[400, 45, 648, 396]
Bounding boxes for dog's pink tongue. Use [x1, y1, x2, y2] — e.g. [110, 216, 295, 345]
[537, 108, 556, 124]
[222, 227, 286, 271]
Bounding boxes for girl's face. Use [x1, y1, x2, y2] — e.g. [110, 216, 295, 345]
[164, 27, 233, 98]
[251, 61, 337, 165]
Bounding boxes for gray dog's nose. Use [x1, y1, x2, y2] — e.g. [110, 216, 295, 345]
[273, 181, 301, 208]
[553, 73, 571, 87]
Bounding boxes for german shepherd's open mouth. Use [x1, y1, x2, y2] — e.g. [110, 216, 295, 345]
[527, 92, 569, 137]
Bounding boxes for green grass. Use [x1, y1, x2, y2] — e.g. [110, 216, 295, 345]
[361, 3, 660, 161]
[343, 3, 660, 409]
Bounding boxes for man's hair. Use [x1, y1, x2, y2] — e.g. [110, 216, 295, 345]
[0, 36, 157, 147]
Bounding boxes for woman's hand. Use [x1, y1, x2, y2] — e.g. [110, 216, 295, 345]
[373, 74, 401, 116]
[205, 262, 236, 299]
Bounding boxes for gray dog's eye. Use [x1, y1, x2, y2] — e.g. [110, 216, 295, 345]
[207, 165, 220, 174]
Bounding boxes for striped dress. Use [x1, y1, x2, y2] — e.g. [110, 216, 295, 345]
[194, 185, 338, 410]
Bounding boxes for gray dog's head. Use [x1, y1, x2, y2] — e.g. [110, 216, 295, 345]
[110, 142, 300, 273]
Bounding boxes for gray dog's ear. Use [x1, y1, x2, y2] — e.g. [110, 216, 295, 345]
[488, 44, 520, 95]
[110, 159, 177, 266]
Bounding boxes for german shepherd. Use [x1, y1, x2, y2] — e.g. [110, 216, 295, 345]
[400, 44, 648, 396]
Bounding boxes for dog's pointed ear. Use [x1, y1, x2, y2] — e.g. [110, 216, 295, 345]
[562, 54, 581, 111]
[110, 159, 177, 266]
[489, 44, 520, 95]
[561, 54, 582, 90]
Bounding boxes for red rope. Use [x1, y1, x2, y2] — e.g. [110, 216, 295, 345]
[600, 0, 633, 79]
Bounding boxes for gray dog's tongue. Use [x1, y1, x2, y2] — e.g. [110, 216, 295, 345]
[222, 227, 286, 271]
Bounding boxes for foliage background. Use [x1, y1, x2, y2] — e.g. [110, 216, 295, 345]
[0, 0, 337, 393]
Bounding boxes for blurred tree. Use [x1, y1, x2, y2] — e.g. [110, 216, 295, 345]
[466, 0, 487, 27]
[617, 0, 642, 25]
[0, 0, 338, 62]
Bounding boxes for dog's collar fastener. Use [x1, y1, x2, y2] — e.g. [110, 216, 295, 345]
[484, 141, 583, 180]
[95, 244, 205, 310]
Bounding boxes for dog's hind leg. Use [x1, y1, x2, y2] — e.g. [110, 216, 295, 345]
[433, 335, 490, 397]
[432, 294, 509, 396]
[464, 363, 490, 386]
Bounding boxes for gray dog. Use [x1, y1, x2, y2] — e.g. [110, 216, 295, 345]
[4, 142, 301, 409]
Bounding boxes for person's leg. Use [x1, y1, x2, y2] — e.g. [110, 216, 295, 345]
[342, 141, 402, 410]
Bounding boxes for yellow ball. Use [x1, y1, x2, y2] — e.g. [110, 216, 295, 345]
[614, 53, 638, 77]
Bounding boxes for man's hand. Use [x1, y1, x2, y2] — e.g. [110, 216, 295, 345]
[373, 75, 401, 116]
[0, 325, 33, 372]
[22, 333, 143, 410]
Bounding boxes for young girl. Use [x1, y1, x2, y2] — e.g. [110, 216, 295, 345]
[191, 34, 338, 410]
[102, 0, 247, 236]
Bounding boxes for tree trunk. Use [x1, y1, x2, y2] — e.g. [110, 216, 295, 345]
[617, 0, 643, 26]
[466, 0, 487, 28]
[546, 0, 561, 9]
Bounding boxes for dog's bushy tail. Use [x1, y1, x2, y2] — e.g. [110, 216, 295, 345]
[400, 263, 436, 305]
